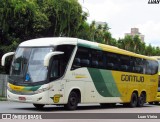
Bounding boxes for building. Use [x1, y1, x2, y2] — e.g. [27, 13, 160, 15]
[125, 28, 144, 42]
[95, 21, 107, 29]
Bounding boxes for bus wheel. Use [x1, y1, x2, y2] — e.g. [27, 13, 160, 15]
[137, 92, 146, 107]
[154, 102, 159, 105]
[149, 102, 154, 105]
[33, 104, 45, 109]
[129, 92, 138, 107]
[64, 91, 78, 110]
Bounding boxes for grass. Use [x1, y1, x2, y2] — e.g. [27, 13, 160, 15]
[0, 96, 7, 101]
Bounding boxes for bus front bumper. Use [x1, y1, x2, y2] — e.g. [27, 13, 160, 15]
[7, 90, 49, 104]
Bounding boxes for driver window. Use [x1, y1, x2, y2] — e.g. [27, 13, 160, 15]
[49, 45, 75, 80]
[50, 55, 62, 80]
[50, 59, 59, 78]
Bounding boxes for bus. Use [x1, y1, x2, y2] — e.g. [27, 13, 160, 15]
[1, 37, 159, 110]
[149, 56, 160, 105]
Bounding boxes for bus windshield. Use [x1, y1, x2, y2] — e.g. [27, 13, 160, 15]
[10, 47, 52, 84]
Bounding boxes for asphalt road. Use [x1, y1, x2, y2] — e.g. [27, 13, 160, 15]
[0, 101, 160, 113]
[0, 101, 160, 122]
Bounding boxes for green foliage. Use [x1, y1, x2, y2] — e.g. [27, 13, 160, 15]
[77, 20, 111, 44]
[117, 35, 160, 55]
[40, 0, 83, 37]
[77, 21, 91, 40]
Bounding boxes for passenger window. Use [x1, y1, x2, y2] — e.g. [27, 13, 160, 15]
[106, 53, 119, 70]
[81, 59, 90, 67]
[71, 47, 90, 70]
[71, 46, 158, 75]
[133, 58, 144, 74]
[149, 60, 158, 75]
[120, 55, 131, 72]
[91, 50, 104, 69]
[72, 58, 81, 68]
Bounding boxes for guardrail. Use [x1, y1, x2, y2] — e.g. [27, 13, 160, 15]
[0, 74, 7, 98]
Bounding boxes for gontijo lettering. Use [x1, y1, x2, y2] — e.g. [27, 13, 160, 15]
[121, 74, 144, 82]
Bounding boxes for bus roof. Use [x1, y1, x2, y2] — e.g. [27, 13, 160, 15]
[19, 37, 78, 47]
[150, 56, 160, 60]
[19, 37, 156, 61]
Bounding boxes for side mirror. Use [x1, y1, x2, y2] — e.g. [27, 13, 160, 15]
[1, 52, 15, 66]
[44, 51, 64, 67]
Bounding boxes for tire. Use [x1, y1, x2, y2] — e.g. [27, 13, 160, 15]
[149, 102, 154, 105]
[137, 93, 146, 107]
[154, 102, 159, 105]
[129, 92, 138, 107]
[33, 104, 45, 110]
[64, 91, 79, 110]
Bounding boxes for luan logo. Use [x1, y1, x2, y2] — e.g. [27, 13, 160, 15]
[148, 0, 160, 4]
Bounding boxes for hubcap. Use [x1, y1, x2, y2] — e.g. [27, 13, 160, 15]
[70, 96, 77, 106]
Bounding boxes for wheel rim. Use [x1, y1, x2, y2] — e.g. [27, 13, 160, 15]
[132, 93, 137, 107]
[70, 97, 77, 106]
[133, 96, 137, 104]
[141, 94, 145, 104]
[139, 93, 145, 105]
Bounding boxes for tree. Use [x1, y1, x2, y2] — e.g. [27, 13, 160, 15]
[155, 47, 160, 56]
[104, 31, 112, 45]
[139, 42, 146, 55]
[132, 35, 142, 53]
[0, 0, 50, 48]
[109, 38, 117, 46]
[41, 0, 84, 37]
[76, 21, 91, 40]
[89, 21, 96, 41]
[122, 35, 133, 50]
[145, 44, 153, 56]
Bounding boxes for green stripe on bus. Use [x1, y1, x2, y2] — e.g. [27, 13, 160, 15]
[77, 43, 101, 50]
[100, 70, 121, 97]
[23, 85, 41, 91]
[88, 68, 121, 97]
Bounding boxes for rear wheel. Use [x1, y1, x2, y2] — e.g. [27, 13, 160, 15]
[149, 102, 154, 105]
[129, 92, 138, 107]
[154, 102, 159, 105]
[137, 92, 146, 107]
[33, 104, 45, 110]
[64, 91, 79, 110]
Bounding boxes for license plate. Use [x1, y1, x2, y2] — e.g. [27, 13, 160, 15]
[19, 97, 26, 101]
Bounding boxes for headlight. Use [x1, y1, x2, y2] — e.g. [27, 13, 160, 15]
[34, 87, 50, 94]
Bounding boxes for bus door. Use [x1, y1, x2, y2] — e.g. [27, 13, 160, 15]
[48, 54, 66, 104]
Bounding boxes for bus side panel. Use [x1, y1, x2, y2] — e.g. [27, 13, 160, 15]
[65, 68, 123, 103]
[112, 71, 158, 103]
[61, 68, 158, 104]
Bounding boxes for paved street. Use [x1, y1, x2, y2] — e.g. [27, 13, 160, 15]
[0, 101, 160, 122]
[0, 101, 160, 113]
